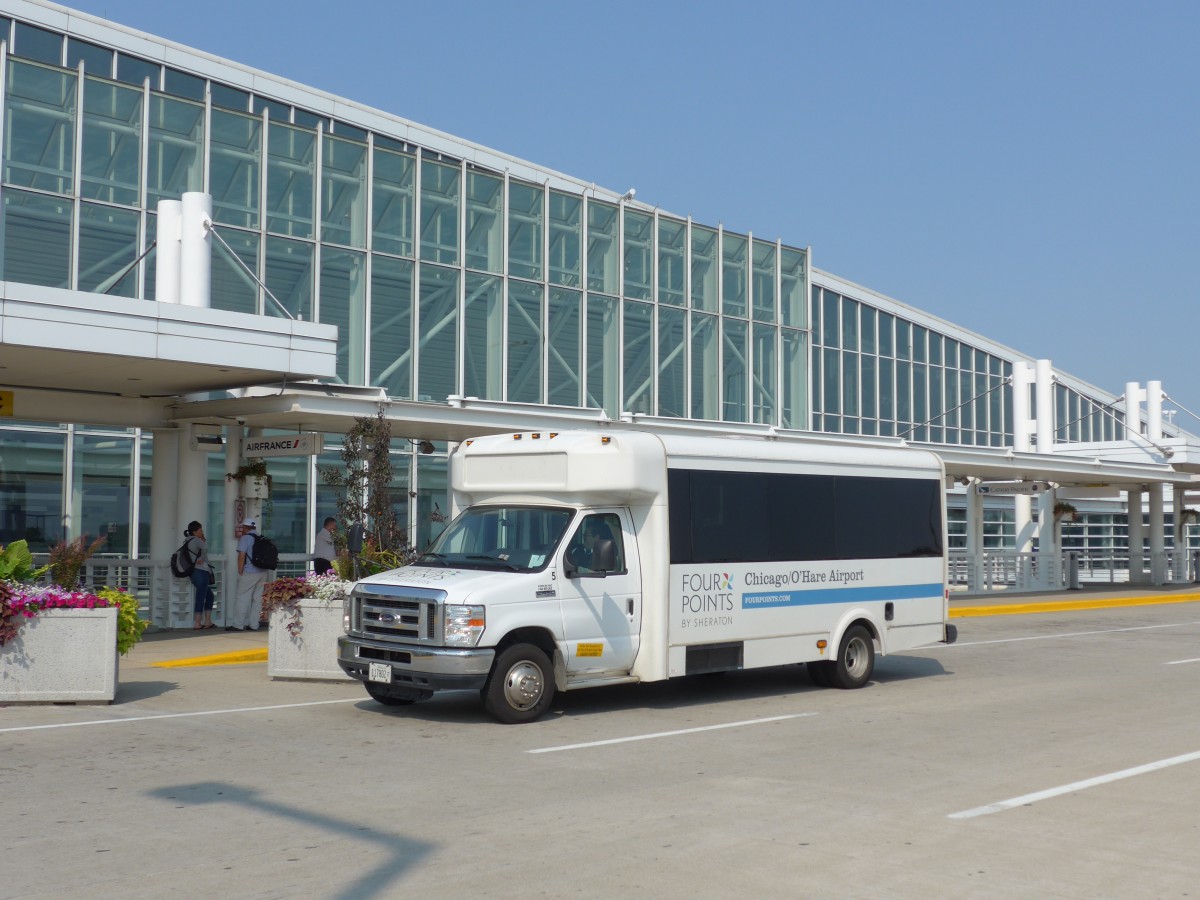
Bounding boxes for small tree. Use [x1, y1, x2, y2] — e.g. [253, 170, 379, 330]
[48, 534, 107, 590]
[320, 408, 414, 575]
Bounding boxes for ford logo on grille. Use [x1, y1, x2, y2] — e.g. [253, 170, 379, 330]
[380, 613, 399, 625]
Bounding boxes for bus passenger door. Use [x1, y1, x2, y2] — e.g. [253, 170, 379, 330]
[557, 509, 641, 674]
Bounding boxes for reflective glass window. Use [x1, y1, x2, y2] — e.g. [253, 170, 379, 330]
[2, 189, 71, 287]
[880, 358, 895, 423]
[548, 287, 582, 406]
[897, 360, 912, 423]
[210, 228, 259, 314]
[549, 192, 581, 287]
[252, 95, 289, 122]
[4, 60, 76, 194]
[691, 313, 719, 419]
[464, 170, 502, 273]
[267, 122, 315, 238]
[372, 146, 415, 257]
[319, 247, 367, 384]
[862, 353, 878, 421]
[415, 455, 449, 549]
[421, 160, 460, 264]
[723, 319, 748, 421]
[210, 109, 261, 229]
[0, 429, 65, 552]
[585, 293, 619, 416]
[508, 280, 543, 403]
[821, 289, 839, 345]
[265, 236, 313, 321]
[928, 332, 942, 365]
[658, 306, 686, 417]
[210, 82, 249, 111]
[81, 77, 142, 206]
[417, 264, 459, 402]
[752, 240, 776, 322]
[878, 312, 894, 356]
[753, 324, 776, 424]
[781, 329, 807, 429]
[164, 68, 205, 101]
[78, 202, 139, 296]
[370, 254, 413, 399]
[658, 217, 685, 307]
[912, 325, 927, 363]
[322, 135, 367, 247]
[71, 432, 135, 556]
[780, 247, 807, 327]
[143, 212, 157, 300]
[691, 225, 718, 312]
[13, 23, 61, 65]
[896, 320, 912, 360]
[333, 121, 367, 142]
[823, 348, 840, 415]
[293, 109, 327, 131]
[116, 53, 158, 88]
[842, 298, 859, 351]
[586, 201, 618, 295]
[508, 180, 543, 282]
[722, 232, 748, 318]
[147, 94, 203, 206]
[623, 209, 652, 301]
[912, 364, 927, 440]
[861, 306, 877, 354]
[623, 299, 653, 414]
[68, 39, 112, 76]
[463, 272, 503, 399]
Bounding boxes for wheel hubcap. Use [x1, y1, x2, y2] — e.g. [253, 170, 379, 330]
[503, 660, 544, 710]
[844, 636, 868, 678]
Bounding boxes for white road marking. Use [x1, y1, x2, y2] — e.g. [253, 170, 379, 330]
[528, 713, 814, 754]
[949, 749, 1200, 819]
[1165, 657, 1200, 665]
[936, 620, 1200, 648]
[0, 698, 361, 734]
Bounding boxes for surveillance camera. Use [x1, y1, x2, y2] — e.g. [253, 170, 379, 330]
[236, 417, 246, 426]
[621, 188, 636, 201]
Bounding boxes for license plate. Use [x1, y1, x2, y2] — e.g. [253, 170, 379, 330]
[368, 662, 392, 683]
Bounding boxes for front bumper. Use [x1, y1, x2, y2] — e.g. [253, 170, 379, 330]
[337, 634, 495, 692]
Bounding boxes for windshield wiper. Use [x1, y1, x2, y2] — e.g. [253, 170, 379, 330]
[466, 554, 520, 571]
[417, 552, 450, 567]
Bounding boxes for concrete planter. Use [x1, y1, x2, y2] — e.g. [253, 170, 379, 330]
[267, 597, 352, 681]
[0, 607, 119, 703]
[242, 476, 270, 499]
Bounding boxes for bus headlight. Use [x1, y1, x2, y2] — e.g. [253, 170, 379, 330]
[444, 605, 485, 647]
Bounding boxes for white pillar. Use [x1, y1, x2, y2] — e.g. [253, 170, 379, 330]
[180, 192, 212, 309]
[150, 428, 180, 627]
[1174, 485, 1189, 581]
[966, 481, 984, 592]
[175, 425, 209, 628]
[1149, 484, 1166, 585]
[155, 200, 182, 304]
[1127, 488, 1145, 584]
[1125, 382, 1143, 441]
[1012, 360, 1033, 453]
[1035, 359, 1054, 453]
[223, 426, 243, 623]
[1036, 488, 1058, 589]
[1147, 380, 1163, 443]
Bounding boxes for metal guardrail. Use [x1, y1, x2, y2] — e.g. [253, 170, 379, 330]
[948, 549, 1200, 591]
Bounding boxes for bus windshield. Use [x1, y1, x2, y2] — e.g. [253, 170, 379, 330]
[415, 505, 574, 573]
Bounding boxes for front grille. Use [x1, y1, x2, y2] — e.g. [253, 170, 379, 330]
[350, 584, 445, 645]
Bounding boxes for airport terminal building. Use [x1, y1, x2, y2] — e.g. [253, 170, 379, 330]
[2, 0, 1198, 626]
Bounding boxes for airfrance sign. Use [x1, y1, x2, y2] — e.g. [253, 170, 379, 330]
[976, 481, 1049, 496]
[241, 433, 320, 458]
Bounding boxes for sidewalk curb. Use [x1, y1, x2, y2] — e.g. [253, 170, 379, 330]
[952, 592, 1200, 618]
[153, 649, 268, 668]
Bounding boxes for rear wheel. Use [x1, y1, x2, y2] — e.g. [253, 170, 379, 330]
[364, 682, 423, 706]
[827, 625, 875, 689]
[483, 643, 555, 723]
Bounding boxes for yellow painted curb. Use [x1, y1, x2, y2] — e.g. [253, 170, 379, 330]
[952, 593, 1200, 618]
[152, 649, 268, 668]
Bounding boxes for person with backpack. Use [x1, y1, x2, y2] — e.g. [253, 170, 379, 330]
[230, 518, 271, 632]
[185, 521, 216, 630]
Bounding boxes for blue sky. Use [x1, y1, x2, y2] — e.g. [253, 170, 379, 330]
[66, 0, 1200, 424]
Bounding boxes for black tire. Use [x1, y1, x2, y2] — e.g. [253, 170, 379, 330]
[806, 660, 833, 687]
[482, 643, 555, 724]
[827, 625, 875, 689]
[364, 682, 419, 706]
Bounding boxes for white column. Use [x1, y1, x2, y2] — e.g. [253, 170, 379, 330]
[966, 481, 984, 592]
[1125, 382, 1143, 441]
[1127, 488, 1145, 584]
[1174, 485, 1189, 581]
[1035, 359, 1054, 453]
[1011, 361, 1035, 586]
[150, 428, 180, 626]
[175, 425, 209, 628]
[155, 200, 182, 304]
[1149, 484, 1166, 585]
[1147, 380, 1164, 447]
[180, 192, 212, 309]
[223, 426, 243, 623]
[1036, 488, 1058, 589]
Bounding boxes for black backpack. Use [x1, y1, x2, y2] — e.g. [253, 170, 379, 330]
[249, 534, 279, 570]
[170, 540, 195, 578]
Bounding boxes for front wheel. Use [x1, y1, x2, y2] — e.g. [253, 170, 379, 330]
[483, 643, 555, 723]
[827, 625, 875, 689]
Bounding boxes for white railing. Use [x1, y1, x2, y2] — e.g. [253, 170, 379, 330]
[948, 549, 1200, 592]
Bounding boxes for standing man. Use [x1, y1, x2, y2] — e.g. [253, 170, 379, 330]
[314, 516, 337, 575]
[229, 518, 268, 632]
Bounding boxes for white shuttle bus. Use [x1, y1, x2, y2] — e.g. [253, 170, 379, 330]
[337, 430, 953, 723]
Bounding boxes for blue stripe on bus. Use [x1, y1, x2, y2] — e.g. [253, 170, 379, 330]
[741, 583, 943, 609]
